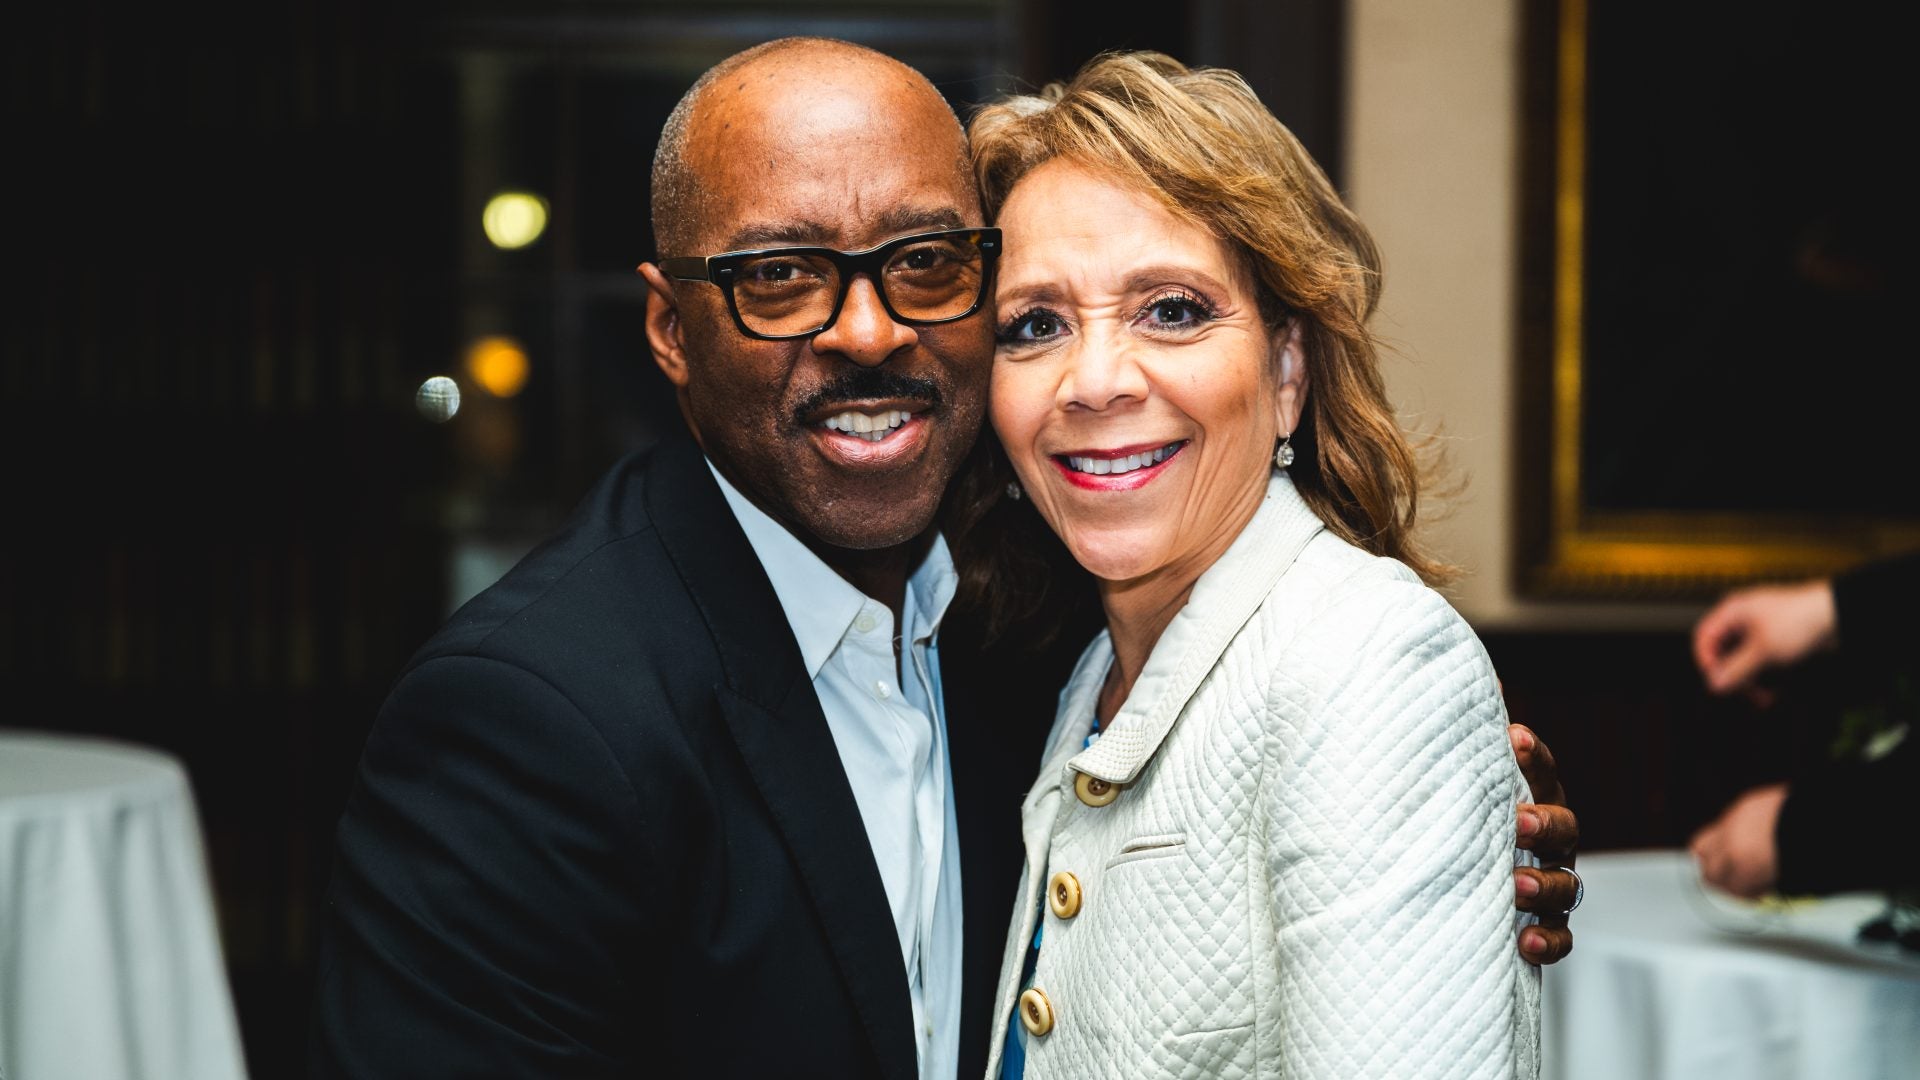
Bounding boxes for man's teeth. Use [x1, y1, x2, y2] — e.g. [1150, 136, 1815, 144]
[1065, 444, 1179, 475]
[822, 409, 911, 442]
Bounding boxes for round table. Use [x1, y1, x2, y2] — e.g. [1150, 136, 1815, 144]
[1542, 849, 1920, 1080]
[0, 730, 249, 1080]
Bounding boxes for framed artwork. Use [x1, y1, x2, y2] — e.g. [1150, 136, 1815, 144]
[1515, 0, 1919, 599]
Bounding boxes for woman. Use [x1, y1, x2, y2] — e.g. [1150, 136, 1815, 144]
[957, 53, 1541, 1078]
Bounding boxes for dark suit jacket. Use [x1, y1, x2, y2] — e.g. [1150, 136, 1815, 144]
[1774, 551, 1920, 895]
[310, 434, 1087, 1079]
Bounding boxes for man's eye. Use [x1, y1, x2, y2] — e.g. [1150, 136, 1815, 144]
[891, 242, 968, 276]
[743, 258, 824, 285]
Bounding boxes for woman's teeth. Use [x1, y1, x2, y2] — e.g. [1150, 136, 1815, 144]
[1065, 443, 1179, 476]
[822, 409, 911, 442]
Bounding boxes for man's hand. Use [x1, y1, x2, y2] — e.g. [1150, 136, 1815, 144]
[1509, 723, 1580, 964]
[1689, 781, 1787, 898]
[1692, 580, 1837, 701]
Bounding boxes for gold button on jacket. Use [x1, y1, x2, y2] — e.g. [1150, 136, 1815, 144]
[1073, 771, 1119, 807]
[1018, 987, 1055, 1037]
[1047, 871, 1083, 919]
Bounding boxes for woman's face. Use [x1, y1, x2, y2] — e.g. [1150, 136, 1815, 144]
[990, 159, 1306, 587]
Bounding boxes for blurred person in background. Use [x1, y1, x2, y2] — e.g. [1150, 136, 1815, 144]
[1690, 551, 1920, 898]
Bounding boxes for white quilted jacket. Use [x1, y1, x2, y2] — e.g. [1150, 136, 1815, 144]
[984, 473, 1542, 1079]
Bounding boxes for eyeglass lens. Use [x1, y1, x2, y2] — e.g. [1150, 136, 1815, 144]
[732, 234, 986, 337]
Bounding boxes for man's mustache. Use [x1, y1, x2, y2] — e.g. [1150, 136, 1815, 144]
[793, 369, 943, 421]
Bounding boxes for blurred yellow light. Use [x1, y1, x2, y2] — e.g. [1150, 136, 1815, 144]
[460, 334, 529, 397]
[465, 336, 531, 398]
[482, 191, 549, 250]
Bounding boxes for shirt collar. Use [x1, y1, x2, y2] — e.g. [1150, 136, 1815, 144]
[905, 531, 958, 649]
[1065, 470, 1323, 786]
[707, 459, 956, 679]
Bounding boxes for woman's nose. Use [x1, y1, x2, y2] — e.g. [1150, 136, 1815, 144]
[812, 276, 918, 366]
[1060, 337, 1150, 411]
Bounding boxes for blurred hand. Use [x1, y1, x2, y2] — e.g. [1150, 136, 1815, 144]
[1692, 580, 1837, 701]
[1689, 782, 1787, 898]
[1510, 723, 1579, 964]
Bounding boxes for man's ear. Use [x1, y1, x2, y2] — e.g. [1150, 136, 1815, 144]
[637, 263, 691, 389]
[1273, 320, 1308, 433]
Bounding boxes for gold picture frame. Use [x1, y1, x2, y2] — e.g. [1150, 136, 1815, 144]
[1516, 0, 1919, 599]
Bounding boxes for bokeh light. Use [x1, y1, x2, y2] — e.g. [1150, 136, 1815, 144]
[481, 191, 549, 250]
[464, 336, 530, 398]
[415, 376, 461, 422]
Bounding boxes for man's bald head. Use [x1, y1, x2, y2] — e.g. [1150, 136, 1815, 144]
[649, 37, 973, 258]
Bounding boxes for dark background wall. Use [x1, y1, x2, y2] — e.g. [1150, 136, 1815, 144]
[2, 2, 1810, 1076]
[9, 2, 463, 1067]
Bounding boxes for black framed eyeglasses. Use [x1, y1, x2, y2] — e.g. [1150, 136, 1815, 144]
[658, 227, 1002, 341]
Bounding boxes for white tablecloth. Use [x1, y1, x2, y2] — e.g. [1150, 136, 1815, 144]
[1542, 849, 1920, 1080]
[0, 730, 248, 1080]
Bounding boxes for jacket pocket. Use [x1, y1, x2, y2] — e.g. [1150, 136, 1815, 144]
[1103, 833, 1188, 870]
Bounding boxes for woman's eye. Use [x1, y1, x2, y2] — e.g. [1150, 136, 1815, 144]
[1143, 295, 1208, 328]
[1000, 309, 1066, 343]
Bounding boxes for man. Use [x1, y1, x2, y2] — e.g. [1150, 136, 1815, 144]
[1690, 556, 1918, 898]
[311, 38, 1579, 1079]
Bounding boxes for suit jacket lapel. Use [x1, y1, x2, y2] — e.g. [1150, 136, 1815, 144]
[646, 436, 918, 1080]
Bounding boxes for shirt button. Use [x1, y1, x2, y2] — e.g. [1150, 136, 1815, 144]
[854, 612, 878, 634]
[875, 680, 892, 699]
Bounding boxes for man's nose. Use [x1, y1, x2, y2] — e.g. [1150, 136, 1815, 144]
[812, 275, 917, 366]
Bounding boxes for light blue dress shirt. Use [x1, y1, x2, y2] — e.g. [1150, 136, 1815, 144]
[710, 462, 964, 1080]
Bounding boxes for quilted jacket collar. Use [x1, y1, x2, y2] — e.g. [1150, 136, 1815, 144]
[1052, 471, 1327, 786]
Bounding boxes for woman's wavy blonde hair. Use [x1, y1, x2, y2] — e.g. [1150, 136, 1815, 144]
[948, 50, 1450, 641]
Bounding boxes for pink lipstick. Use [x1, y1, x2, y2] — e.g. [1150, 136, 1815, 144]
[1051, 440, 1187, 491]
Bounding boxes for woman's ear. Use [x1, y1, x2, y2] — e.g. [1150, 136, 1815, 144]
[1273, 320, 1309, 433]
[636, 263, 690, 389]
